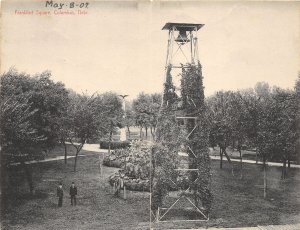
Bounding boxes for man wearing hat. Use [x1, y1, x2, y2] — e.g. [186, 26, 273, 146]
[69, 182, 77, 206]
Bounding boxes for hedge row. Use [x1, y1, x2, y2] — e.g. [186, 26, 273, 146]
[99, 141, 130, 149]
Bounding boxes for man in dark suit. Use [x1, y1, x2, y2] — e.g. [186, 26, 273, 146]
[57, 182, 63, 207]
[69, 182, 77, 206]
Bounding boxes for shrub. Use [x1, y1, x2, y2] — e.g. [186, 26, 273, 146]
[103, 141, 152, 180]
[109, 174, 150, 192]
[99, 141, 130, 149]
[103, 157, 123, 168]
[102, 148, 129, 168]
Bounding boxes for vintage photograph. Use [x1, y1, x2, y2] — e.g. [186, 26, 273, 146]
[1, 1, 300, 230]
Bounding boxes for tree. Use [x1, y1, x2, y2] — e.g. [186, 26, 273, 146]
[133, 93, 151, 139]
[0, 95, 44, 198]
[68, 93, 100, 171]
[67, 91, 123, 171]
[132, 93, 161, 140]
[237, 83, 272, 197]
[1, 70, 69, 148]
[123, 101, 135, 137]
[206, 91, 234, 170]
[99, 92, 123, 152]
[149, 93, 162, 139]
[54, 89, 73, 164]
[295, 75, 300, 164]
[237, 83, 272, 164]
[269, 88, 297, 178]
[57, 114, 71, 165]
[242, 83, 297, 194]
[0, 69, 68, 195]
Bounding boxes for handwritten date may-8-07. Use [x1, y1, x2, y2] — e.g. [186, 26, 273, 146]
[45, 1, 89, 9]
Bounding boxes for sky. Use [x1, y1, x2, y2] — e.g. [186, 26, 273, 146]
[1, 1, 300, 99]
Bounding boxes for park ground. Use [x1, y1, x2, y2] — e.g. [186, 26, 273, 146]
[1, 144, 300, 230]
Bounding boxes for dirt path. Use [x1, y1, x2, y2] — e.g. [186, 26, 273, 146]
[210, 156, 300, 169]
[10, 143, 106, 166]
[14, 143, 299, 170]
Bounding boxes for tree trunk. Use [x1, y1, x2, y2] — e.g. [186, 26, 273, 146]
[21, 162, 34, 195]
[73, 142, 84, 172]
[222, 149, 234, 176]
[223, 149, 232, 163]
[127, 126, 131, 138]
[140, 126, 143, 139]
[239, 148, 243, 179]
[108, 130, 113, 154]
[220, 147, 223, 169]
[145, 126, 148, 138]
[263, 159, 267, 198]
[63, 142, 68, 165]
[150, 127, 155, 140]
[74, 151, 79, 172]
[281, 160, 287, 179]
[255, 148, 259, 164]
[0, 162, 8, 215]
[288, 157, 291, 169]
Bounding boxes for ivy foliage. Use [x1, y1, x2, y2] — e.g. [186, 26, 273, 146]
[151, 63, 213, 214]
[151, 65, 183, 211]
[181, 63, 213, 213]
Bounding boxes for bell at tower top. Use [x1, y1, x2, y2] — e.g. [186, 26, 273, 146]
[162, 22, 204, 31]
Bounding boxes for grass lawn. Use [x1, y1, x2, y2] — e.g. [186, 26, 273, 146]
[210, 160, 300, 226]
[2, 145, 300, 230]
[1, 146, 149, 230]
[150, 160, 300, 229]
[209, 147, 258, 161]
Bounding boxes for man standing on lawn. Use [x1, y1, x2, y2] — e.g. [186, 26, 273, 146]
[57, 182, 64, 207]
[70, 182, 77, 206]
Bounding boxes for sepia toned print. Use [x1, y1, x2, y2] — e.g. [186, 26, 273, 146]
[1, 1, 300, 229]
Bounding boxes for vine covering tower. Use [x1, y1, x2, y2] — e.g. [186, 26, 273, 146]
[151, 23, 213, 222]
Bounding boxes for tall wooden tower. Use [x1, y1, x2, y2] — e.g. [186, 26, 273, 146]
[151, 22, 211, 223]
